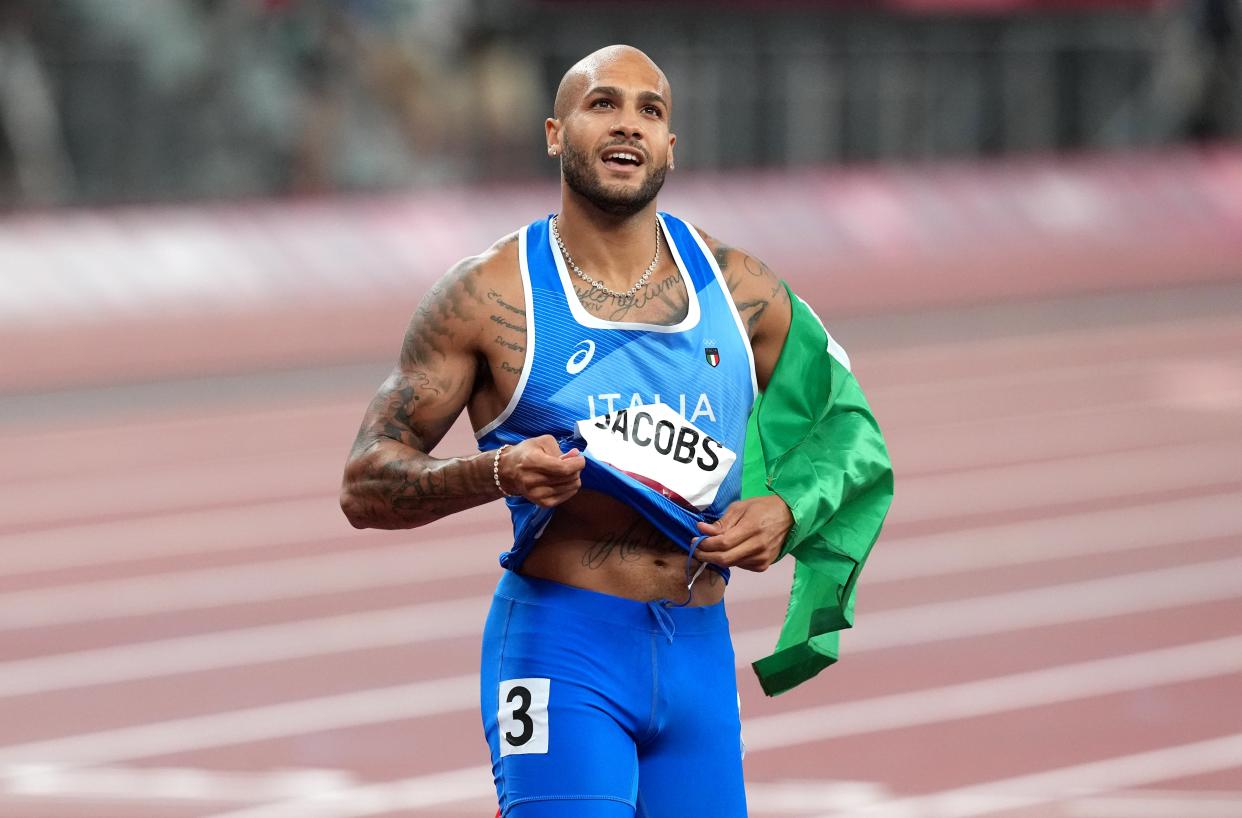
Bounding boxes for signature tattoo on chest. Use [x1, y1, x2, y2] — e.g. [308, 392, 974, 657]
[574, 271, 688, 324]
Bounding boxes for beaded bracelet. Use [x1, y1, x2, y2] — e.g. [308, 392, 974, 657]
[493, 444, 513, 497]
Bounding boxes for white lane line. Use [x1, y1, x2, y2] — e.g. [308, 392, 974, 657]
[0, 596, 488, 697]
[857, 314, 1242, 386]
[0, 673, 478, 767]
[0, 449, 341, 532]
[4, 549, 1240, 700]
[745, 779, 892, 814]
[1067, 790, 1242, 818]
[201, 766, 498, 817]
[903, 396, 1234, 437]
[3, 615, 1241, 775]
[4, 487, 1238, 631]
[875, 490, 1242, 580]
[730, 551, 1242, 660]
[896, 438, 1242, 523]
[193, 768, 890, 818]
[204, 776, 890, 818]
[0, 497, 336, 576]
[868, 346, 1242, 402]
[0, 528, 501, 631]
[0, 401, 357, 483]
[203, 673, 1242, 818]
[0, 495, 501, 579]
[811, 734, 1242, 818]
[740, 634, 1242, 752]
[1, 764, 354, 803]
[888, 397, 1242, 476]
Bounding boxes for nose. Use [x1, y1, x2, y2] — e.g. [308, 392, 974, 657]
[610, 108, 644, 141]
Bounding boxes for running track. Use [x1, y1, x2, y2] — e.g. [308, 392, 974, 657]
[2, 283, 1241, 817]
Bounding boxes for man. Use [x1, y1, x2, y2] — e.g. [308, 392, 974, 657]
[341, 44, 798, 817]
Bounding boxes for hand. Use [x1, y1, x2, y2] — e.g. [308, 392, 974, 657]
[498, 435, 586, 507]
[694, 496, 792, 572]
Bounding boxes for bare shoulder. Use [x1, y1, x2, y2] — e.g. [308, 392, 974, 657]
[692, 224, 791, 340]
[401, 231, 521, 367]
[471, 230, 527, 324]
[473, 230, 522, 285]
[348, 232, 521, 461]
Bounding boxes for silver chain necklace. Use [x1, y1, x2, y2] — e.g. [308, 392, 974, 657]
[551, 215, 660, 301]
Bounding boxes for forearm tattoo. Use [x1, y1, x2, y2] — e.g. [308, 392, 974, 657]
[344, 253, 507, 525]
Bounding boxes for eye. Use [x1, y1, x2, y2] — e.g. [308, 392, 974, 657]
[591, 98, 614, 109]
[643, 105, 664, 118]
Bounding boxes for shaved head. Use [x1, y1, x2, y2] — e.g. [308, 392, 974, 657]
[553, 45, 671, 121]
[546, 44, 676, 218]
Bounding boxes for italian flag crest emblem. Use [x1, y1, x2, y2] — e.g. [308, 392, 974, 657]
[704, 347, 720, 367]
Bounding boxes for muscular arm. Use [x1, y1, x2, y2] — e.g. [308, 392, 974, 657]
[693, 228, 796, 570]
[341, 244, 586, 530]
[698, 230, 792, 389]
[340, 257, 497, 529]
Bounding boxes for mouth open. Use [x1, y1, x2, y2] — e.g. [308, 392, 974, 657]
[600, 147, 645, 170]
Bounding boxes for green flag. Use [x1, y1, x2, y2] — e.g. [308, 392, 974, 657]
[742, 285, 894, 696]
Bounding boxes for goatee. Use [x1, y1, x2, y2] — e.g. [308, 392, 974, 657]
[560, 140, 668, 218]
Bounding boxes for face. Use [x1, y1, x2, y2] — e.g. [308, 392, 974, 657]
[548, 56, 676, 218]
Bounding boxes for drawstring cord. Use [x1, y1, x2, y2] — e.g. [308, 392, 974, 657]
[663, 535, 710, 610]
[684, 535, 708, 599]
[648, 535, 712, 641]
[647, 600, 676, 643]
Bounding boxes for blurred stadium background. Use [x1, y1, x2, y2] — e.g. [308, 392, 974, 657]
[2, 1, 1242, 816]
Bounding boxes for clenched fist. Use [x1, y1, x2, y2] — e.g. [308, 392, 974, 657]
[497, 435, 586, 507]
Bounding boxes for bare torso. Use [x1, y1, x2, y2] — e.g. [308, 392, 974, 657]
[521, 491, 726, 605]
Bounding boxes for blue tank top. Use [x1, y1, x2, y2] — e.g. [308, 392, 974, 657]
[476, 212, 756, 578]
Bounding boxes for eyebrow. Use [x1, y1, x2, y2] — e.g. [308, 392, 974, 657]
[586, 86, 668, 109]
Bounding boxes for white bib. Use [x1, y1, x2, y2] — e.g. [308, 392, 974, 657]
[576, 402, 737, 511]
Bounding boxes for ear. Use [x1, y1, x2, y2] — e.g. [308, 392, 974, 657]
[668, 132, 677, 170]
[545, 118, 562, 157]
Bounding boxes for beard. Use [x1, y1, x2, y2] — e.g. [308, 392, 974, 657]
[560, 138, 668, 218]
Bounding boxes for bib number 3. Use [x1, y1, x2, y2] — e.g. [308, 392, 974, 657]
[498, 678, 550, 756]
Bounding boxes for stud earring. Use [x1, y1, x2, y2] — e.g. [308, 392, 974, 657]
[548, 146, 558, 157]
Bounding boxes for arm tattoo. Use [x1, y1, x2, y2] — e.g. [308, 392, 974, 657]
[343, 256, 500, 527]
[384, 462, 450, 510]
[487, 289, 526, 316]
[486, 288, 527, 377]
[735, 297, 769, 332]
[493, 335, 524, 353]
[490, 314, 524, 332]
[710, 239, 788, 335]
[351, 369, 450, 458]
[713, 246, 732, 281]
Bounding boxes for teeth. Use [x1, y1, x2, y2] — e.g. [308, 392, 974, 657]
[606, 151, 639, 164]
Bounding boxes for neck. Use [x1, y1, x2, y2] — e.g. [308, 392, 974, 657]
[554, 193, 661, 285]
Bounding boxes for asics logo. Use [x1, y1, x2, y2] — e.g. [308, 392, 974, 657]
[566, 340, 595, 375]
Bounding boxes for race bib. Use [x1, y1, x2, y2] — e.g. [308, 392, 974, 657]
[575, 402, 737, 511]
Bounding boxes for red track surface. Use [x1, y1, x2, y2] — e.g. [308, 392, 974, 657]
[2, 284, 1242, 817]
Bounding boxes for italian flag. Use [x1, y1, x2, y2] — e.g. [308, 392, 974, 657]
[741, 286, 894, 696]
